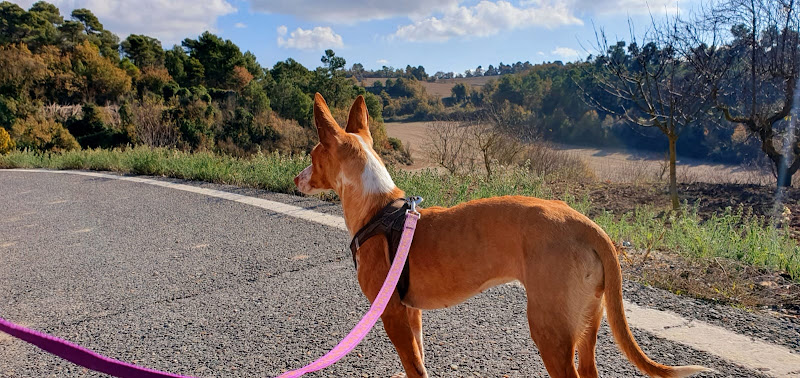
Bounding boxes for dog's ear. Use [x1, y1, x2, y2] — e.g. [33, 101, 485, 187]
[314, 93, 343, 147]
[345, 95, 372, 144]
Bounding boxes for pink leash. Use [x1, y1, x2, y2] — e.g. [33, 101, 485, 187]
[0, 208, 421, 378]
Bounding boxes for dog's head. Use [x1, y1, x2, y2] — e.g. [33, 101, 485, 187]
[294, 93, 396, 197]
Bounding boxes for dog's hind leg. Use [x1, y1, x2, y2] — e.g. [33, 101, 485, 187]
[526, 302, 581, 378]
[381, 301, 428, 378]
[576, 299, 603, 378]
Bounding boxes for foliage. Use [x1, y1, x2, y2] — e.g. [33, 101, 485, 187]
[71, 41, 131, 103]
[0, 1, 396, 158]
[121, 34, 164, 68]
[0, 126, 14, 153]
[10, 115, 79, 151]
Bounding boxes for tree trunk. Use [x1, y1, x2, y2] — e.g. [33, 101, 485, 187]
[668, 134, 679, 211]
[483, 149, 492, 178]
[776, 155, 795, 187]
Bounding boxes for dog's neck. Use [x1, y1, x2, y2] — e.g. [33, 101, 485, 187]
[340, 186, 406, 236]
[338, 138, 406, 235]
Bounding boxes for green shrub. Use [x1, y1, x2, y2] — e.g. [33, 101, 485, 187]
[10, 116, 80, 152]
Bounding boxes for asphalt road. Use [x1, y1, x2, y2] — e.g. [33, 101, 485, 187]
[0, 171, 774, 377]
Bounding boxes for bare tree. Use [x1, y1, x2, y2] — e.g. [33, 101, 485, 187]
[582, 16, 711, 210]
[468, 120, 525, 178]
[425, 121, 470, 174]
[689, 0, 800, 187]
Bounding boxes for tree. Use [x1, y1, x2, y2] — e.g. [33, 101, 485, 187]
[691, 0, 800, 187]
[425, 121, 470, 174]
[349, 62, 365, 81]
[165, 45, 204, 87]
[468, 119, 524, 178]
[72, 40, 131, 103]
[451, 82, 469, 103]
[71, 8, 101, 34]
[0, 43, 48, 101]
[585, 18, 711, 210]
[0, 2, 30, 45]
[320, 49, 345, 77]
[58, 20, 84, 46]
[95, 29, 119, 62]
[182, 32, 245, 89]
[0, 1, 61, 49]
[29, 2, 62, 24]
[121, 34, 164, 68]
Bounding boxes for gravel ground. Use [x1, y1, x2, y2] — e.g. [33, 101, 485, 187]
[0, 170, 784, 377]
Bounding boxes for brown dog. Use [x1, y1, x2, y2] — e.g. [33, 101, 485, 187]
[294, 93, 708, 378]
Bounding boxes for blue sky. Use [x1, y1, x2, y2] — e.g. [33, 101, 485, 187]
[13, 0, 698, 73]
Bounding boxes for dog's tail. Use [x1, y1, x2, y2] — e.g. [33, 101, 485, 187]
[589, 225, 710, 378]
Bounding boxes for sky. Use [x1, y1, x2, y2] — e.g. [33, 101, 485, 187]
[11, 0, 700, 74]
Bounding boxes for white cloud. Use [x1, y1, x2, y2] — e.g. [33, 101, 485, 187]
[235, 22, 247, 28]
[392, 0, 582, 42]
[528, 0, 681, 16]
[376, 59, 389, 64]
[552, 46, 581, 61]
[11, 0, 236, 45]
[277, 25, 344, 50]
[250, 0, 457, 23]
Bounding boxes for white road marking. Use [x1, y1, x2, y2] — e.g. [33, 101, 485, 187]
[4, 168, 800, 376]
[625, 304, 800, 377]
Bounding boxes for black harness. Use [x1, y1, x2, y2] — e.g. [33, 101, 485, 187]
[349, 198, 411, 300]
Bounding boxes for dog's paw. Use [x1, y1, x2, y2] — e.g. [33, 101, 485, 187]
[389, 373, 406, 378]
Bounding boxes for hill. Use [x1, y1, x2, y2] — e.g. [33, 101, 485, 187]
[360, 76, 496, 98]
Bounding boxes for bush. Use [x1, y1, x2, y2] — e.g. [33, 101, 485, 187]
[388, 137, 403, 150]
[65, 104, 129, 148]
[0, 127, 15, 154]
[130, 95, 178, 148]
[10, 116, 80, 152]
[522, 142, 595, 182]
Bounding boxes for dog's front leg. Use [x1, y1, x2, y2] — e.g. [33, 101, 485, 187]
[380, 300, 428, 378]
[356, 238, 427, 377]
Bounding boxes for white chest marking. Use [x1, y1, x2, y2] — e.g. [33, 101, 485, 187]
[353, 135, 395, 195]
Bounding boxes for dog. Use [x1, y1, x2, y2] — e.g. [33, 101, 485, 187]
[294, 93, 708, 378]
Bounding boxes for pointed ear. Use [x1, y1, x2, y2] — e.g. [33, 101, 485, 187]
[314, 93, 343, 147]
[345, 95, 372, 144]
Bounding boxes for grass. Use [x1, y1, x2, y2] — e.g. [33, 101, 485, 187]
[2, 147, 797, 281]
[0, 147, 309, 194]
[595, 206, 800, 280]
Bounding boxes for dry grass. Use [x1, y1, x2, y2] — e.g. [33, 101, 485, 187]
[41, 103, 122, 130]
